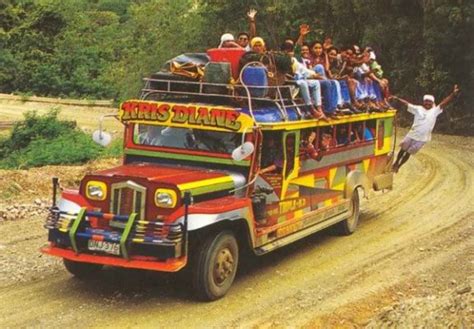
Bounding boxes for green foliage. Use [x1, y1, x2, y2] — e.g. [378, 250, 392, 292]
[0, 109, 75, 158]
[101, 137, 124, 158]
[0, 109, 118, 169]
[0, 0, 472, 133]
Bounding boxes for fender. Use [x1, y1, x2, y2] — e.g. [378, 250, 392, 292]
[344, 170, 370, 199]
[175, 205, 256, 248]
[57, 189, 92, 213]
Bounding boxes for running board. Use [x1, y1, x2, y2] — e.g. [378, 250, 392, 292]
[254, 211, 349, 255]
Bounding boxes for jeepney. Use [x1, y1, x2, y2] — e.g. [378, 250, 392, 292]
[42, 52, 395, 300]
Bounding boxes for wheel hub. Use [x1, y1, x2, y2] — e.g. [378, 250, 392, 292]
[214, 248, 234, 285]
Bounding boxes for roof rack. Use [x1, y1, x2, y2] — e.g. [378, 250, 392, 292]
[140, 77, 304, 122]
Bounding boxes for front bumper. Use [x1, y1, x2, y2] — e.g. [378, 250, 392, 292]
[43, 207, 187, 272]
[41, 245, 186, 272]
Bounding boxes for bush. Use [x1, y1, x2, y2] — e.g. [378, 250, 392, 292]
[0, 109, 120, 169]
[0, 109, 75, 159]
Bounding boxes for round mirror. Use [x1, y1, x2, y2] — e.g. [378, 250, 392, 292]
[92, 130, 112, 147]
[231, 142, 255, 161]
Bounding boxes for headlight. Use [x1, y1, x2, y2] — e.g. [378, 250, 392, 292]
[154, 188, 177, 208]
[86, 181, 107, 200]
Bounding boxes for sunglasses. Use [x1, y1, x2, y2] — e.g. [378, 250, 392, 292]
[239, 37, 248, 41]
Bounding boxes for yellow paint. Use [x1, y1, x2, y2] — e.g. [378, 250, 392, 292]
[85, 181, 107, 201]
[260, 110, 396, 131]
[154, 188, 178, 208]
[290, 174, 315, 188]
[375, 136, 392, 155]
[177, 176, 233, 192]
[363, 159, 370, 172]
[329, 168, 337, 188]
[294, 209, 304, 219]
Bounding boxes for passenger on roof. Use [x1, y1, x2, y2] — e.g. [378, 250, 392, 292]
[281, 40, 327, 120]
[327, 46, 360, 114]
[367, 50, 391, 110]
[218, 33, 243, 49]
[350, 45, 382, 112]
[250, 37, 266, 54]
[323, 36, 334, 52]
[294, 24, 342, 119]
[237, 9, 257, 51]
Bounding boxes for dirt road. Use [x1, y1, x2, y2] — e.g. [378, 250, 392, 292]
[0, 100, 472, 327]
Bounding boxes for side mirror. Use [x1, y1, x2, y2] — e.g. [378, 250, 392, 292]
[92, 130, 112, 147]
[92, 114, 117, 147]
[231, 142, 254, 161]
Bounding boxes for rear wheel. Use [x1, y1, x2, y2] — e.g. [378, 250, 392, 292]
[192, 231, 239, 301]
[63, 259, 103, 279]
[334, 188, 360, 235]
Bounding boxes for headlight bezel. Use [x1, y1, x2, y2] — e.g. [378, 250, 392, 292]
[154, 188, 177, 208]
[85, 181, 107, 201]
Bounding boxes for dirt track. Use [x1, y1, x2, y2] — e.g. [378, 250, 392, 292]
[0, 102, 473, 327]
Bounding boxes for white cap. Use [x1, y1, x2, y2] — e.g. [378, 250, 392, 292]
[369, 51, 376, 61]
[423, 94, 435, 103]
[218, 33, 235, 48]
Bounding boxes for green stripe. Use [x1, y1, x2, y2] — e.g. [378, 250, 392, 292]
[69, 207, 86, 254]
[120, 213, 137, 260]
[125, 148, 250, 166]
[384, 118, 393, 137]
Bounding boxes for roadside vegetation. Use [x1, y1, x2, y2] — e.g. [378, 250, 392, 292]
[0, 110, 122, 169]
[0, 0, 472, 133]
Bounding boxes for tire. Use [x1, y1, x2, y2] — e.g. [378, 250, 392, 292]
[63, 259, 103, 279]
[334, 188, 360, 236]
[192, 231, 239, 301]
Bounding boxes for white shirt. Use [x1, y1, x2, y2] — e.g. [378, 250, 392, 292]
[406, 104, 443, 142]
[291, 57, 315, 79]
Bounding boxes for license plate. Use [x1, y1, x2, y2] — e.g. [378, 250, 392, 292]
[87, 239, 120, 256]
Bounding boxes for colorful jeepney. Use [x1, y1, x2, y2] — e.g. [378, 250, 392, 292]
[42, 60, 396, 300]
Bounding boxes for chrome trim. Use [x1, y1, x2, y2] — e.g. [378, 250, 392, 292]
[110, 180, 147, 220]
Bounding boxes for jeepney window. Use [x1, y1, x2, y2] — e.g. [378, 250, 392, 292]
[261, 132, 283, 171]
[336, 124, 350, 146]
[133, 123, 241, 154]
[365, 120, 376, 141]
[320, 126, 334, 151]
[353, 123, 364, 143]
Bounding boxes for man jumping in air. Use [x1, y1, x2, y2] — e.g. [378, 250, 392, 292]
[391, 84, 460, 173]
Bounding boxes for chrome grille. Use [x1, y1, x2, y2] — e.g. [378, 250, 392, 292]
[110, 181, 146, 220]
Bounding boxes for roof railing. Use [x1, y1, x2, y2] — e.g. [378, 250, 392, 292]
[140, 77, 303, 122]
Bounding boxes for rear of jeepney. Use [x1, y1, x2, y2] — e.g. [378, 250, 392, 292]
[41, 99, 257, 277]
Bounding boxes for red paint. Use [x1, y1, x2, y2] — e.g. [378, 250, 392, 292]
[41, 245, 186, 272]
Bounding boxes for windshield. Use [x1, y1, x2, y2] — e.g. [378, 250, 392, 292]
[133, 124, 242, 155]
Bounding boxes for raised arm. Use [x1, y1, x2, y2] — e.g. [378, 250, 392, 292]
[296, 24, 310, 46]
[390, 95, 410, 107]
[247, 9, 257, 39]
[438, 84, 460, 110]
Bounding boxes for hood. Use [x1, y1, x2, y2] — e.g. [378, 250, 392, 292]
[90, 163, 246, 197]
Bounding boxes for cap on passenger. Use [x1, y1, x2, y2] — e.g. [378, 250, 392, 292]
[423, 95, 435, 103]
[250, 37, 265, 47]
[219, 33, 235, 48]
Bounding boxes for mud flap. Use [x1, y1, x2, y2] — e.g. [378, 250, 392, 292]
[373, 172, 394, 191]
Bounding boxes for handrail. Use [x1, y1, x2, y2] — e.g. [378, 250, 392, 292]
[139, 76, 298, 111]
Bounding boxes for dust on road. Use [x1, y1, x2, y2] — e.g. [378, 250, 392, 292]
[0, 101, 472, 328]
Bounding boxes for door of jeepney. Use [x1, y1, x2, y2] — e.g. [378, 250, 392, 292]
[255, 130, 303, 226]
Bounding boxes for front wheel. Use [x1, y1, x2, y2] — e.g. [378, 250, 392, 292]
[334, 188, 360, 235]
[63, 259, 103, 279]
[192, 231, 239, 301]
